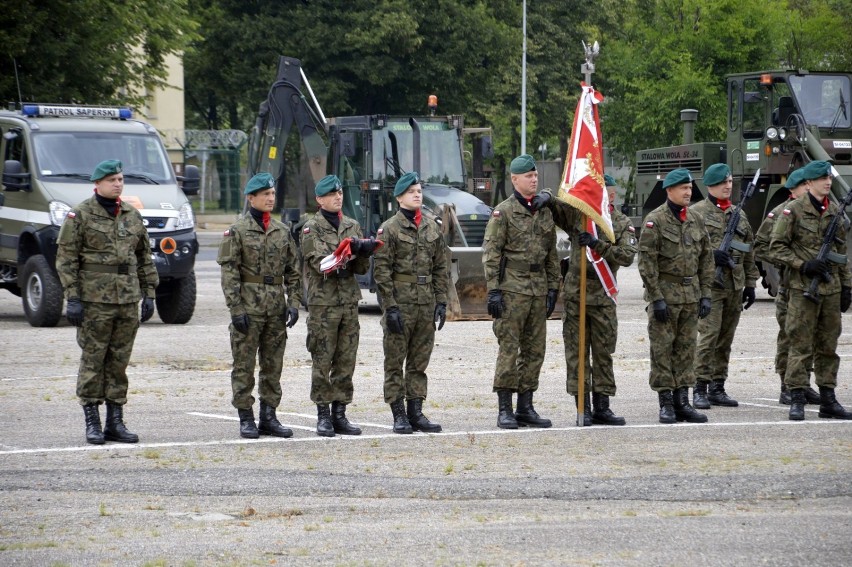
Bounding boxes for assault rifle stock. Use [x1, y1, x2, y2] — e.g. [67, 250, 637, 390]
[714, 169, 760, 288]
[804, 166, 852, 303]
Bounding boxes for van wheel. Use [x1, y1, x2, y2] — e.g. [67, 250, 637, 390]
[21, 255, 63, 327]
[156, 271, 196, 324]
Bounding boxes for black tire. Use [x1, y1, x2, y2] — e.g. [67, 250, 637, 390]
[20, 255, 63, 327]
[156, 271, 196, 324]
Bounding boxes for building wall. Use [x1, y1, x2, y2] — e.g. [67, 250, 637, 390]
[139, 53, 185, 165]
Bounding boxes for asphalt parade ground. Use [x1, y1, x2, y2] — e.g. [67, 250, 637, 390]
[0, 230, 850, 566]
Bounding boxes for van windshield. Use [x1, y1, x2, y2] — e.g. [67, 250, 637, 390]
[31, 132, 174, 183]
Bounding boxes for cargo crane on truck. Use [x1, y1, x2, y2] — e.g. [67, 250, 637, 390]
[627, 70, 852, 295]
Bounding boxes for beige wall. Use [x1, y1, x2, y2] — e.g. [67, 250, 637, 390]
[139, 53, 185, 164]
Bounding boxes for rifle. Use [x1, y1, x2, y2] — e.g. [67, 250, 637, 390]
[714, 169, 760, 288]
[803, 166, 852, 303]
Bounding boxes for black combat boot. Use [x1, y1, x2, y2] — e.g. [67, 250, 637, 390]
[237, 408, 259, 439]
[804, 385, 821, 405]
[390, 399, 413, 434]
[817, 387, 852, 420]
[574, 393, 592, 426]
[316, 404, 335, 437]
[103, 403, 139, 443]
[673, 387, 708, 423]
[591, 392, 626, 426]
[258, 402, 293, 438]
[496, 390, 518, 429]
[83, 404, 105, 445]
[779, 377, 791, 405]
[658, 391, 676, 424]
[788, 388, 805, 421]
[692, 381, 711, 409]
[707, 380, 738, 407]
[331, 401, 362, 435]
[515, 391, 552, 428]
[406, 399, 442, 433]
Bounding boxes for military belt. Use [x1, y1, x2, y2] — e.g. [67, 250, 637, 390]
[393, 274, 432, 284]
[241, 274, 283, 285]
[659, 273, 696, 285]
[81, 262, 130, 275]
[505, 259, 542, 272]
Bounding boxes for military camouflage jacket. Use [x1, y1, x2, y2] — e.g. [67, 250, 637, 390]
[548, 199, 637, 305]
[57, 195, 158, 304]
[754, 200, 790, 267]
[638, 203, 713, 304]
[483, 196, 560, 296]
[217, 214, 302, 317]
[690, 198, 758, 290]
[768, 194, 851, 293]
[373, 210, 449, 310]
[300, 212, 369, 307]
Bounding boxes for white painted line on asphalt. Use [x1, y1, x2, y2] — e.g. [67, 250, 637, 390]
[739, 401, 820, 413]
[1, 418, 848, 456]
[187, 412, 315, 431]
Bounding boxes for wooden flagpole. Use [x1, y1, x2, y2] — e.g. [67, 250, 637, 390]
[577, 214, 587, 427]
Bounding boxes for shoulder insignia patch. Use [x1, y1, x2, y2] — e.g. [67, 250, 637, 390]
[377, 228, 384, 235]
[783, 209, 791, 216]
[628, 225, 635, 233]
[767, 212, 775, 218]
[66, 211, 76, 219]
[223, 228, 230, 236]
[645, 221, 654, 228]
[303, 227, 310, 234]
[492, 210, 501, 218]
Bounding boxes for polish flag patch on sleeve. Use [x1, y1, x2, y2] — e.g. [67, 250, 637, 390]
[492, 210, 501, 218]
[66, 211, 76, 219]
[303, 227, 310, 234]
[628, 225, 636, 233]
[377, 228, 384, 235]
[223, 228, 230, 236]
[783, 209, 791, 216]
[645, 221, 654, 228]
[767, 212, 775, 218]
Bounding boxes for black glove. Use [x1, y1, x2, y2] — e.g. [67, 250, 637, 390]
[487, 289, 504, 319]
[577, 231, 598, 249]
[698, 297, 712, 319]
[434, 302, 447, 330]
[66, 297, 83, 327]
[742, 286, 755, 310]
[530, 191, 551, 212]
[385, 306, 404, 334]
[652, 299, 670, 323]
[545, 289, 558, 318]
[140, 296, 155, 323]
[841, 286, 852, 313]
[801, 258, 830, 280]
[713, 249, 733, 268]
[232, 313, 250, 334]
[348, 237, 361, 256]
[285, 306, 299, 328]
[354, 238, 380, 257]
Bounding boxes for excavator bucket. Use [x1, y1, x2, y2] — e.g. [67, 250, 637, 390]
[437, 203, 491, 320]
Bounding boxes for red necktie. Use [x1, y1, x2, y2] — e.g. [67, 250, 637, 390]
[679, 207, 687, 222]
[821, 197, 829, 214]
[414, 209, 422, 227]
[262, 211, 270, 231]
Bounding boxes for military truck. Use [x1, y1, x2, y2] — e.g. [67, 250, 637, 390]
[0, 103, 201, 326]
[627, 70, 852, 294]
[248, 56, 498, 318]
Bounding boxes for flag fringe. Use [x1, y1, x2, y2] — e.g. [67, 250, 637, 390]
[555, 189, 615, 243]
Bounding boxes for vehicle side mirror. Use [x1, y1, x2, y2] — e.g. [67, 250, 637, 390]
[178, 164, 200, 195]
[480, 135, 494, 159]
[340, 132, 357, 158]
[2, 160, 31, 192]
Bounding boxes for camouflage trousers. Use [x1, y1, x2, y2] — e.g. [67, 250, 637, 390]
[647, 302, 699, 392]
[695, 287, 742, 384]
[307, 304, 359, 404]
[382, 303, 435, 404]
[774, 288, 814, 378]
[784, 291, 840, 390]
[491, 291, 547, 393]
[76, 301, 139, 405]
[562, 298, 618, 396]
[229, 314, 287, 410]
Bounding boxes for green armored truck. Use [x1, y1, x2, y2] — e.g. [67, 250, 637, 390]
[0, 103, 201, 326]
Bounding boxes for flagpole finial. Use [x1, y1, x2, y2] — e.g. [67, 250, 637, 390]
[581, 40, 600, 85]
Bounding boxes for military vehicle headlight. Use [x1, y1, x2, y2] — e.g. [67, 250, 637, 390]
[176, 202, 195, 230]
[766, 127, 779, 141]
[49, 201, 72, 226]
[778, 128, 788, 141]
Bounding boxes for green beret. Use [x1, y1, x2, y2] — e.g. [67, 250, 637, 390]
[244, 172, 275, 195]
[604, 174, 617, 187]
[663, 168, 693, 189]
[801, 160, 831, 181]
[703, 163, 731, 187]
[784, 169, 806, 190]
[315, 175, 343, 196]
[510, 154, 536, 174]
[90, 159, 122, 181]
[394, 171, 420, 197]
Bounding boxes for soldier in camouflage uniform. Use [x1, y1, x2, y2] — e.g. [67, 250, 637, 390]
[483, 154, 560, 429]
[217, 173, 303, 439]
[538, 174, 636, 426]
[690, 164, 759, 409]
[638, 168, 713, 424]
[301, 175, 380, 437]
[768, 160, 852, 421]
[57, 159, 158, 445]
[373, 172, 449, 434]
[753, 169, 820, 405]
